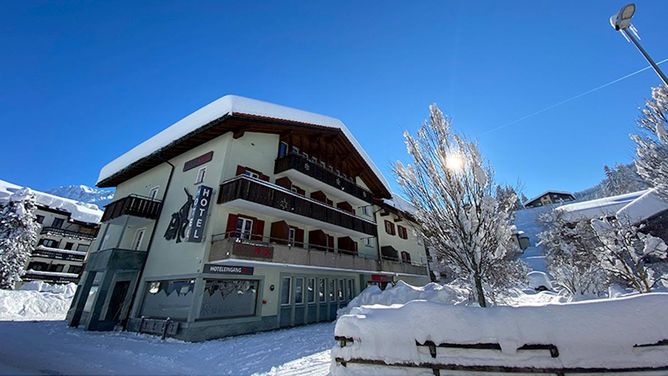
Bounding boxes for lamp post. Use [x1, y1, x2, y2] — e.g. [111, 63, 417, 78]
[610, 3, 668, 86]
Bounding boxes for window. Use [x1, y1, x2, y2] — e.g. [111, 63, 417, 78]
[363, 237, 373, 248]
[347, 280, 354, 300]
[398, 225, 408, 239]
[141, 279, 195, 320]
[307, 278, 315, 303]
[302, 152, 309, 160]
[244, 170, 259, 179]
[149, 186, 160, 200]
[36, 215, 44, 224]
[361, 206, 371, 217]
[67, 265, 83, 274]
[384, 220, 396, 235]
[295, 278, 304, 304]
[328, 279, 335, 301]
[291, 146, 300, 155]
[51, 218, 64, 229]
[280, 277, 291, 305]
[401, 251, 412, 264]
[318, 279, 326, 302]
[64, 242, 74, 250]
[278, 142, 289, 158]
[338, 279, 345, 301]
[288, 227, 296, 245]
[40, 239, 59, 248]
[200, 279, 259, 319]
[133, 228, 146, 250]
[235, 217, 253, 240]
[76, 244, 89, 252]
[83, 286, 99, 312]
[195, 167, 206, 184]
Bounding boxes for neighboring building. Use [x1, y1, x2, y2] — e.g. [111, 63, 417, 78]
[557, 188, 668, 242]
[66, 95, 430, 341]
[0, 180, 102, 285]
[523, 191, 575, 208]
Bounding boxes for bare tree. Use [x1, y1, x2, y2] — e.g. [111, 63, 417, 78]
[538, 211, 607, 297]
[633, 86, 668, 200]
[394, 104, 524, 307]
[591, 217, 667, 293]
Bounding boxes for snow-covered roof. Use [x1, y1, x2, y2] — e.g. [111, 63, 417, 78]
[97, 95, 391, 194]
[383, 193, 417, 216]
[616, 189, 668, 224]
[0, 179, 103, 224]
[556, 190, 648, 222]
[524, 190, 575, 206]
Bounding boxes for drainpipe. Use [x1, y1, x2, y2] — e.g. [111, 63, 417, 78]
[122, 155, 175, 330]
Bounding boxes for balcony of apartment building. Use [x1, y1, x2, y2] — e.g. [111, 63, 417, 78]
[218, 175, 377, 239]
[31, 245, 87, 263]
[378, 245, 429, 276]
[274, 152, 374, 207]
[101, 194, 162, 223]
[40, 226, 97, 242]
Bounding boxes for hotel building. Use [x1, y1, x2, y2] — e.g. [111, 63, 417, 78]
[66, 96, 430, 341]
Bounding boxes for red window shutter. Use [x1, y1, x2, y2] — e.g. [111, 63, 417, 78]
[260, 174, 270, 182]
[236, 165, 245, 176]
[327, 235, 334, 251]
[226, 214, 238, 238]
[252, 219, 265, 241]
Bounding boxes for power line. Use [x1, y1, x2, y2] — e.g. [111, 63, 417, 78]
[478, 58, 668, 136]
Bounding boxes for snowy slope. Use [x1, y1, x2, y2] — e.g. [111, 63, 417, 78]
[46, 185, 115, 207]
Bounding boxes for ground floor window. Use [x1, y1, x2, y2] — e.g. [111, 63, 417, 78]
[141, 279, 195, 320]
[318, 279, 326, 302]
[200, 279, 259, 320]
[294, 278, 304, 304]
[83, 286, 98, 312]
[280, 277, 291, 305]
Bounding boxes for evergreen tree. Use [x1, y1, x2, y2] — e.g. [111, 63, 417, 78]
[0, 188, 40, 289]
[394, 104, 525, 307]
[602, 163, 648, 196]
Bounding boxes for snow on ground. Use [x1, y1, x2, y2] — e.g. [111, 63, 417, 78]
[0, 282, 75, 321]
[332, 293, 668, 374]
[0, 283, 333, 375]
[0, 320, 335, 375]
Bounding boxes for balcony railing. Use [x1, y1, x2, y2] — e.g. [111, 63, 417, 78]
[40, 227, 97, 241]
[274, 153, 374, 203]
[209, 233, 428, 276]
[101, 194, 162, 222]
[31, 247, 86, 262]
[218, 176, 377, 236]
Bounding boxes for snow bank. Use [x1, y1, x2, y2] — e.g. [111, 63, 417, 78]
[0, 283, 76, 321]
[0, 179, 102, 224]
[332, 293, 668, 373]
[337, 281, 469, 317]
[97, 95, 391, 193]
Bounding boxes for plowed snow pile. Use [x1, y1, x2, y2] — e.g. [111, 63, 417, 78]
[0, 281, 75, 321]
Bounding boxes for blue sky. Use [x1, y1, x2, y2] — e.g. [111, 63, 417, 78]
[2, 1, 667, 199]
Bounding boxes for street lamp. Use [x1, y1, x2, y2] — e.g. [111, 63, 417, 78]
[610, 3, 668, 86]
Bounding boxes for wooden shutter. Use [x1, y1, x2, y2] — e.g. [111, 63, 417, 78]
[226, 214, 238, 238]
[295, 228, 304, 248]
[252, 219, 265, 241]
[270, 221, 289, 244]
[236, 165, 245, 176]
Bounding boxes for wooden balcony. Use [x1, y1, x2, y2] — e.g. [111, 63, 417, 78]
[209, 234, 429, 276]
[218, 176, 377, 236]
[101, 195, 162, 222]
[274, 153, 374, 204]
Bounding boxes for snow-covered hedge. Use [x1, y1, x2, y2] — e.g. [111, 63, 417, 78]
[332, 293, 668, 374]
[337, 281, 469, 317]
[0, 282, 76, 321]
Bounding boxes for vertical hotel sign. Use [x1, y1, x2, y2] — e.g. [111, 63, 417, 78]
[187, 185, 213, 242]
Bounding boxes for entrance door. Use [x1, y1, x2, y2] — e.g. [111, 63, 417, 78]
[105, 281, 130, 322]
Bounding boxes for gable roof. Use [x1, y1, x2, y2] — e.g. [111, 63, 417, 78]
[97, 95, 391, 198]
[524, 190, 575, 207]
